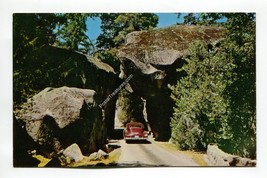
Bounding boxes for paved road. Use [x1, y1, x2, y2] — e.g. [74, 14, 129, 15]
[117, 137, 199, 167]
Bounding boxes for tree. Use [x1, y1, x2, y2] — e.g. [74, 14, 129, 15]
[170, 40, 235, 151]
[222, 13, 256, 158]
[97, 13, 158, 50]
[13, 13, 61, 104]
[13, 13, 60, 65]
[179, 13, 225, 26]
[182, 13, 198, 25]
[95, 13, 158, 72]
[13, 13, 97, 105]
[54, 13, 95, 53]
[116, 89, 144, 126]
[170, 13, 256, 158]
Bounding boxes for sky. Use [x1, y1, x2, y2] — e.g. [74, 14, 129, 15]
[86, 13, 185, 42]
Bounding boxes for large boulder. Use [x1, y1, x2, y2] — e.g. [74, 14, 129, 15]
[14, 46, 121, 138]
[14, 86, 106, 155]
[117, 25, 225, 95]
[117, 25, 225, 140]
[118, 25, 225, 65]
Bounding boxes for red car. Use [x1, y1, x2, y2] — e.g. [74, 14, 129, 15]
[123, 122, 148, 142]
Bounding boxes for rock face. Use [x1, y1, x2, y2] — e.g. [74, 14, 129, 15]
[14, 46, 121, 138]
[117, 25, 225, 140]
[118, 25, 225, 79]
[206, 144, 256, 166]
[15, 86, 106, 155]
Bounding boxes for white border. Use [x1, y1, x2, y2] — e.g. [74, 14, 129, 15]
[1, 0, 267, 178]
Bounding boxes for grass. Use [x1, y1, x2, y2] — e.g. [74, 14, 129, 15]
[32, 154, 51, 167]
[68, 148, 121, 167]
[155, 141, 208, 166]
[32, 147, 122, 168]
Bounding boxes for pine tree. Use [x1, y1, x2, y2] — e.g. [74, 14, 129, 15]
[170, 13, 256, 158]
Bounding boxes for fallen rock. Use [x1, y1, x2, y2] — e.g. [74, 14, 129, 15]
[14, 86, 106, 155]
[88, 152, 99, 161]
[98, 149, 109, 159]
[89, 149, 109, 161]
[63, 143, 84, 162]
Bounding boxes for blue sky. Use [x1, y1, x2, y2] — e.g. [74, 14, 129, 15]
[86, 13, 185, 42]
[157, 13, 185, 27]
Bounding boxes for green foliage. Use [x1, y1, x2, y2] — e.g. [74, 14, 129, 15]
[222, 14, 256, 158]
[170, 13, 256, 158]
[96, 13, 158, 72]
[181, 13, 225, 26]
[116, 89, 144, 125]
[13, 13, 97, 104]
[170, 40, 235, 151]
[13, 13, 60, 64]
[13, 13, 62, 104]
[183, 13, 199, 25]
[54, 13, 95, 53]
[95, 48, 121, 73]
[97, 13, 158, 49]
[13, 46, 90, 105]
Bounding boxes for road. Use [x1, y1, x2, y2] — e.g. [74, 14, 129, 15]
[117, 137, 199, 167]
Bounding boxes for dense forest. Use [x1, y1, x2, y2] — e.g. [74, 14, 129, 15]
[170, 13, 255, 158]
[13, 13, 256, 158]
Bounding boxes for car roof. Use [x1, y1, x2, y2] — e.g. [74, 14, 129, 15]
[126, 122, 144, 127]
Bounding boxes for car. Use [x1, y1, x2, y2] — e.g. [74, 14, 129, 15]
[123, 122, 148, 143]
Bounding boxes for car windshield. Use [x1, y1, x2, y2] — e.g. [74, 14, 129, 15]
[127, 122, 144, 129]
[129, 125, 142, 128]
